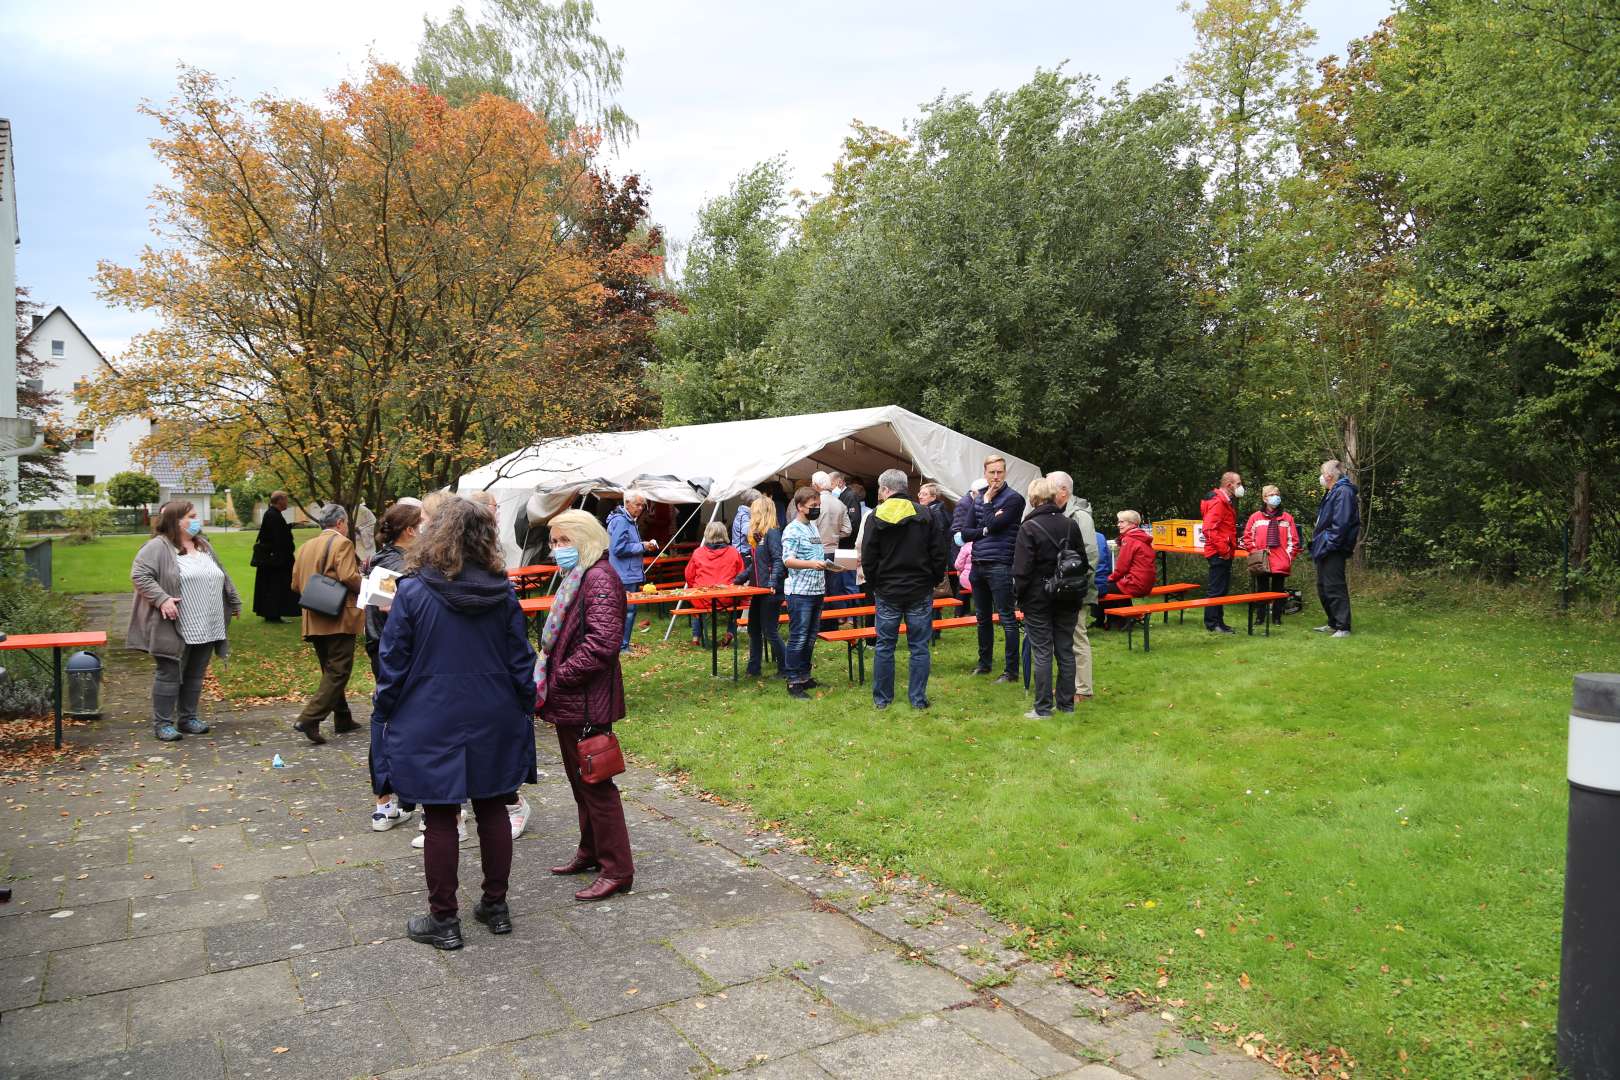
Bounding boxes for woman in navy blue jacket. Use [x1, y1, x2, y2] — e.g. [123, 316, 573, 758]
[741, 495, 786, 677]
[371, 496, 537, 950]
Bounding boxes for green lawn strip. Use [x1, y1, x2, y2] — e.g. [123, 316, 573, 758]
[46, 530, 264, 595]
[619, 599, 1597, 1079]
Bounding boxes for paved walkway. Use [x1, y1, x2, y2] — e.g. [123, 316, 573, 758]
[0, 596, 1274, 1079]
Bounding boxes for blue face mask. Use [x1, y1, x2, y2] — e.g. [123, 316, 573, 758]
[1265, 495, 1281, 508]
[553, 546, 579, 570]
[186, 518, 203, 536]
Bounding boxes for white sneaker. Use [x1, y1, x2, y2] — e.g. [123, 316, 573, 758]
[1331, 629, 1352, 638]
[370, 799, 414, 832]
[508, 794, 531, 839]
[410, 812, 467, 849]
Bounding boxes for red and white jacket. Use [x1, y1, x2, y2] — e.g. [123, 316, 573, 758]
[1242, 509, 1300, 576]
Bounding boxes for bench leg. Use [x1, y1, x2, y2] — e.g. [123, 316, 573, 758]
[1246, 602, 1254, 636]
[858, 641, 866, 686]
[1143, 618, 1151, 653]
[1264, 602, 1272, 637]
[847, 641, 855, 682]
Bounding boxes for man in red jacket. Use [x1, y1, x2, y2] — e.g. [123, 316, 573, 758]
[1199, 472, 1243, 634]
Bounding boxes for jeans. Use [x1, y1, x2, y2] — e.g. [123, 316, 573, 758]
[1025, 604, 1079, 715]
[621, 583, 642, 651]
[690, 614, 707, 644]
[152, 643, 214, 731]
[970, 562, 1019, 675]
[1204, 556, 1232, 629]
[873, 595, 933, 708]
[747, 591, 784, 675]
[1315, 552, 1351, 630]
[423, 798, 511, 919]
[784, 593, 825, 685]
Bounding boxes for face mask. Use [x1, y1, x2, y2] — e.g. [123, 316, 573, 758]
[1233, 485, 1246, 499]
[806, 506, 820, 521]
[1265, 495, 1281, 508]
[186, 518, 203, 537]
[553, 546, 579, 570]
[1320, 475, 1331, 489]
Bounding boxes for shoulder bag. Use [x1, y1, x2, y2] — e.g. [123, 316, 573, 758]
[298, 533, 349, 617]
[1246, 548, 1271, 574]
[577, 696, 625, 784]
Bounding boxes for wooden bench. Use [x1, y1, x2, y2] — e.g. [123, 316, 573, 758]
[1102, 592, 1288, 652]
[819, 613, 1017, 684]
[735, 592, 906, 627]
[1099, 582, 1200, 624]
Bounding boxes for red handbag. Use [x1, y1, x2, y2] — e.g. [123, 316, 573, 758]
[578, 730, 625, 784]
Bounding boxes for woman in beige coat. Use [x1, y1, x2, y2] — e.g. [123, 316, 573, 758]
[128, 500, 241, 741]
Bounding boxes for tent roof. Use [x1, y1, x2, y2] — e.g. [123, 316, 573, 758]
[460, 406, 1042, 509]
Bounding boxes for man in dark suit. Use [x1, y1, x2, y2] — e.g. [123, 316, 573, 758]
[252, 491, 300, 622]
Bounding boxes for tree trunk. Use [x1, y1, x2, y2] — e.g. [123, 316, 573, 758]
[1571, 468, 1592, 569]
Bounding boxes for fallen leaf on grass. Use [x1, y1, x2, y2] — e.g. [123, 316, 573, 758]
[1239, 972, 1252, 990]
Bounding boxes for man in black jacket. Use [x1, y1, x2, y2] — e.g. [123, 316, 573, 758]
[861, 469, 949, 710]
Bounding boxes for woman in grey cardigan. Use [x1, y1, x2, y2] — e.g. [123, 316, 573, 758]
[128, 500, 242, 741]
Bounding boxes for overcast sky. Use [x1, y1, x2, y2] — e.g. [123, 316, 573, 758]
[2, 0, 1393, 358]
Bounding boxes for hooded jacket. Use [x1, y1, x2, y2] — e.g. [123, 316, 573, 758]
[860, 494, 949, 606]
[370, 564, 537, 804]
[1199, 487, 1238, 559]
[1112, 526, 1157, 597]
[683, 541, 746, 612]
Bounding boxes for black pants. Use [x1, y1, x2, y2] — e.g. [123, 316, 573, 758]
[1251, 571, 1288, 622]
[1204, 557, 1232, 629]
[1024, 604, 1079, 715]
[746, 591, 784, 675]
[1315, 552, 1351, 631]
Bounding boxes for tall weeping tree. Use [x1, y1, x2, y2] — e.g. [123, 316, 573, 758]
[413, 0, 635, 149]
[1180, 0, 1317, 470]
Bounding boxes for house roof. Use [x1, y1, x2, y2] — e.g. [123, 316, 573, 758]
[151, 452, 216, 494]
[21, 306, 118, 374]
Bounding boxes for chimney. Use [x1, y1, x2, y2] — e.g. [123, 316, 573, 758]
[31, 314, 43, 329]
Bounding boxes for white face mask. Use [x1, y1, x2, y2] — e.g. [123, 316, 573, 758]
[1320, 475, 1331, 489]
[1233, 484, 1246, 499]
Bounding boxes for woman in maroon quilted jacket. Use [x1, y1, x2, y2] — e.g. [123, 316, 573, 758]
[537, 509, 634, 900]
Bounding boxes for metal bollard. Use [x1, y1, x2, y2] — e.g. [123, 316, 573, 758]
[1558, 672, 1620, 1078]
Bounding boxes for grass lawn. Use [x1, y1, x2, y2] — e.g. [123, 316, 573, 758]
[48, 534, 1602, 1076]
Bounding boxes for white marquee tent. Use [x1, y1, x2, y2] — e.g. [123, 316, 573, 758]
[458, 406, 1042, 565]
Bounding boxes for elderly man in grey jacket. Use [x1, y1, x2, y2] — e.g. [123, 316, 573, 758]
[1047, 471, 1100, 701]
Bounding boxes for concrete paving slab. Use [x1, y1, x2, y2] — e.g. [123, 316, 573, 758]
[45, 928, 207, 999]
[541, 940, 709, 1022]
[507, 1009, 709, 1079]
[0, 898, 130, 957]
[292, 937, 448, 1010]
[396, 969, 572, 1058]
[670, 908, 886, 986]
[660, 977, 859, 1071]
[381, 1047, 531, 1080]
[0, 951, 46, 1010]
[126, 960, 302, 1045]
[946, 1002, 1084, 1077]
[205, 908, 354, 970]
[556, 887, 714, 947]
[792, 951, 975, 1023]
[13, 1034, 224, 1080]
[810, 1014, 1039, 1079]
[219, 998, 416, 1079]
[59, 860, 195, 905]
[0, 989, 130, 1074]
[127, 881, 267, 936]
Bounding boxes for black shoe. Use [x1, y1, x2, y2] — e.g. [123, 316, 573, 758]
[406, 913, 463, 950]
[971, 666, 992, 676]
[994, 673, 1016, 684]
[473, 899, 512, 935]
[1209, 625, 1236, 635]
[802, 678, 820, 691]
[912, 700, 931, 710]
[333, 718, 361, 734]
[787, 685, 811, 700]
[263, 617, 283, 624]
[773, 670, 789, 680]
[873, 701, 889, 711]
[293, 720, 327, 745]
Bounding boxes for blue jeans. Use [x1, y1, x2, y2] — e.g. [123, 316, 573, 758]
[747, 591, 784, 675]
[784, 593, 825, 685]
[873, 595, 933, 708]
[971, 562, 1019, 675]
[621, 581, 643, 651]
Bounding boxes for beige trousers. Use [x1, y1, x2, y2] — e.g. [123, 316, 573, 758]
[1072, 616, 1093, 698]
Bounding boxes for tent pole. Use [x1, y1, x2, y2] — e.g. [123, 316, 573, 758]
[660, 500, 713, 642]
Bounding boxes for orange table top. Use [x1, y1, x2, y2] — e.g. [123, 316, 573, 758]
[645, 553, 691, 566]
[507, 564, 558, 580]
[0, 631, 109, 651]
[1154, 542, 1249, 558]
[520, 585, 771, 616]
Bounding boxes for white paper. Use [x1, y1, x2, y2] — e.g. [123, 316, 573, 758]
[357, 565, 402, 610]
[831, 548, 860, 571]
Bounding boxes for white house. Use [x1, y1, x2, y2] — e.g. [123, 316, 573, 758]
[18, 306, 148, 511]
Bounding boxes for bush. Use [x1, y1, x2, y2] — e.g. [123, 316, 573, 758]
[106, 470, 160, 509]
[212, 505, 239, 528]
[63, 487, 115, 544]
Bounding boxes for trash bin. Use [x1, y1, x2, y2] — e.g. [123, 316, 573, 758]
[65, 651, 103, 719]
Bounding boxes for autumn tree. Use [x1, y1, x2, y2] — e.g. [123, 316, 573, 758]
[13, 286, 70, 505]
[87, 65, 607, 512]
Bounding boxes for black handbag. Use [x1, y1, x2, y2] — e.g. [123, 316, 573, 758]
[298, 533, 348, 618]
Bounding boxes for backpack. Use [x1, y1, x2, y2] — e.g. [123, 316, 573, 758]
[1038, 515, 1091, 600]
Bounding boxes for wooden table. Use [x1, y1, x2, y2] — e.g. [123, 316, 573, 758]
[520, 586, 772, 680]
[1152, 542, 1248, 586]
[0, 631, 110, 748]
[506, 564, 558, 596]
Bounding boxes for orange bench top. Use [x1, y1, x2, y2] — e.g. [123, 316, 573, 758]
[737, 592, 935, 625]
[1104, 591, 1287, 617]
[1101, 583, 1199, 602]
[818, 612, 1018, 643]
[704, 597, 961, 621]
[0, 632, 109, 651]
[520, 585, 771, 616]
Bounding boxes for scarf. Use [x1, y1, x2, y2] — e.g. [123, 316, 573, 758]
[1263, 510, 1281, 550]
[533, 561, 587, 708]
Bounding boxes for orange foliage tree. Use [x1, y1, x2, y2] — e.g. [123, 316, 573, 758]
[89, 64, 617, 511]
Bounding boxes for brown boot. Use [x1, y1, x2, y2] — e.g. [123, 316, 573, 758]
[574, 876, 632, 902]
[550, 852, 601, 876]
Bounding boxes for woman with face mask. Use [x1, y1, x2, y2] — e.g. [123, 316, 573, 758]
[127, 500, 242, 741]
[1242, 485, 1299, 625]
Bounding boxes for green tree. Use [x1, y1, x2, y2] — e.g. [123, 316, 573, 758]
[413, 0, 634, 148]
[105, 470, 160, 510]
[1181, 0, 1317, 468]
